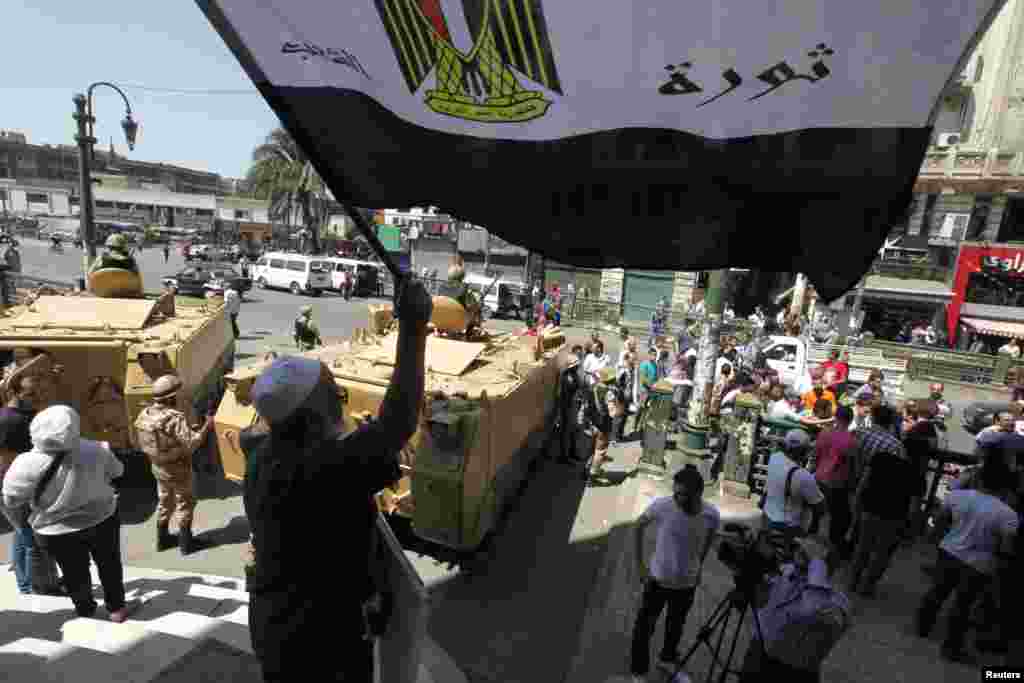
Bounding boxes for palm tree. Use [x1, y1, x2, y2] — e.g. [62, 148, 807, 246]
[247, 128, 330, 255]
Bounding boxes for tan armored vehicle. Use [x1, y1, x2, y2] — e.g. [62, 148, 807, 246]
[0, 278, 234, 452]
[215, 304, 569, 554]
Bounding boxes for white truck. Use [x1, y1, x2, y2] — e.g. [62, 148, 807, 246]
[758, 335, 907, 397]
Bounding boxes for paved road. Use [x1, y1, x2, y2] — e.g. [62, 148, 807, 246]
[12, 237, 530, 364]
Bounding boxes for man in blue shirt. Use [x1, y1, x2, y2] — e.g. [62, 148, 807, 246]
[741, 537, 851, 682]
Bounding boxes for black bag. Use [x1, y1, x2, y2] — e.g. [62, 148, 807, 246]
[34, 451, 69, 507]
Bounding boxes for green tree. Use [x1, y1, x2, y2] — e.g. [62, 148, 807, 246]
[247, 128, 330, 255]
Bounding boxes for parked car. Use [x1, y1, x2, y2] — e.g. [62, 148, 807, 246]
[961, 400, 1015, 435]
[186, 244, 229, 262]
[163, 262, 252, 298]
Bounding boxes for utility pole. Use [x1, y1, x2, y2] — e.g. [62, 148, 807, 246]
[73, 94, 97, 289]
[685, 268, 728, 434]
[789, 272, 807, 319]
[483, 228, 491, 275]
[850, 275, 867, 334]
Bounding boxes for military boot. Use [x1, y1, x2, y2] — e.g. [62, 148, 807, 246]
[178, 525, 210, 556]
[156, 522, 176, 551]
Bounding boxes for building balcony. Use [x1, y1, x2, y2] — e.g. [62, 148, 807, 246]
[871, 259, 951, 284]
[915, 146, 1024, 193]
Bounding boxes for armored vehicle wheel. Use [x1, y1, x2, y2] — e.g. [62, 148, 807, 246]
[290, 282, 301, 295]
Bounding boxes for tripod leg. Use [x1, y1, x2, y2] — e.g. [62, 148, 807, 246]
[717, 606, 747, 683]
[705, 609, 732, 683]
[675, 593, 733, 680]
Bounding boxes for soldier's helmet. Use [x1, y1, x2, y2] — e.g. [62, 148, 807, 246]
[299, 305, 313, 317]
[105, 233, 128, 251]
[153, 375, 183, 401]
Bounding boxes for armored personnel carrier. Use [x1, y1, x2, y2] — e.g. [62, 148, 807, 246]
[0, 280, 234, 453]
[215, 304, 570, 555]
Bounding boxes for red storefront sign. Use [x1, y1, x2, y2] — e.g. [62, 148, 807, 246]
[948, 243, 1024, 339]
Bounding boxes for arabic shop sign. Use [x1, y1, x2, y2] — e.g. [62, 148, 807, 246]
[981, 252, 1024, 276]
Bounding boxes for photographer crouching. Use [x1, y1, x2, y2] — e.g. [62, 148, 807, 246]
[739, 536, 851, 683]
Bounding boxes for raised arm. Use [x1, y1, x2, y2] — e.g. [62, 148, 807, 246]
[374, 280, 432, 453]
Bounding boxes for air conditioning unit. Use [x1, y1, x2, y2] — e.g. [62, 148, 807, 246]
[936, 132, 961, 147]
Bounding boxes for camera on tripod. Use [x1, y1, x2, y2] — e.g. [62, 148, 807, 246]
[716, 522, 796, 594]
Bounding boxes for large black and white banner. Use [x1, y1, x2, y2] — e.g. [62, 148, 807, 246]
[197, 0, 1004, 299]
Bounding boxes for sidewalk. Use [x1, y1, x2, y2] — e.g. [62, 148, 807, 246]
[565, 445, 991, 683]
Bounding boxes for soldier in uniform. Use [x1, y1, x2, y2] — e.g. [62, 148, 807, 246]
[89, 234, 139, 275]
[294, 305, 322, 351]
[134, 375, 214, 555]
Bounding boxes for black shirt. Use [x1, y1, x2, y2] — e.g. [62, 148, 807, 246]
[241, 424, 401, 600]
[0, 405, 35, 454]
[860, 449, 920, 520]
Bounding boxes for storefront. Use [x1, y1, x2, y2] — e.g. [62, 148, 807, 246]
[947, 243, 1024, 346]
[858, 275, 952, 341]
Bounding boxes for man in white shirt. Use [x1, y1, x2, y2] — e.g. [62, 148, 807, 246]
[224, 285, 242, 339]
[631, 467, 720, 681]
[582, 341, 611, 386]
[763, 431, 825, 537]
[917, 458, 1019, 662]
[999, 339, 1022, 358]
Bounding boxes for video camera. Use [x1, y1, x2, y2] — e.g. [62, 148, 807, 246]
[716, 522, 796, 596]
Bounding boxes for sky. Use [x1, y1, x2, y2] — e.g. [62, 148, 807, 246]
[4, 3, 280, 178]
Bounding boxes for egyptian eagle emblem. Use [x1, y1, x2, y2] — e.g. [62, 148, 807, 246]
[373, 0, 563, 122]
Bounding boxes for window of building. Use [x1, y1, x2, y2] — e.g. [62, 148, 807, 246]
[999, 197, 1024, 243]
[25, 192, 48, 204]
[0, 189, 7, 201]
[234, 209, 251, 220]
[196, 209, 213, 217]
[921, 194, 939, 236]
[967, 195, 992, 240]
[96, 200, 114, 209]
[965, 270, 1024, 307]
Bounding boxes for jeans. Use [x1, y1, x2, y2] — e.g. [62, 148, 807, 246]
[741, 638, 820, 683]
[251, 591, 371, 683]
[11, 525, 35, 594]
[611, 414, 626, 442]
[847, 512, 903, 593]
[819, 484, 852, 554]
[917, 549, 993, 653]
[630, 579, 696, 675]
[35, 511, 126, 617]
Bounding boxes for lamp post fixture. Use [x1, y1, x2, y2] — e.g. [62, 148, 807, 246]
[73, 83, 138, 290]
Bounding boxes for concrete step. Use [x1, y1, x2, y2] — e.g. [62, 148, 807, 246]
[132, 612, 253, 654]
[0, 636, 120, 683]
[1, 563, 465, 683]
[61, 618, 202, 683]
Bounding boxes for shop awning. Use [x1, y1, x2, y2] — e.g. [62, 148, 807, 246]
[962, 317, 1024, 339]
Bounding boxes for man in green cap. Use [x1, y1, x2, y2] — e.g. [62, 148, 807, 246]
[294, 305, 322, 351]
[89, 234, 139, 275]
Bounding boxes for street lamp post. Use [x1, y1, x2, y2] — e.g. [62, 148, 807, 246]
[73, 83, 138, 290]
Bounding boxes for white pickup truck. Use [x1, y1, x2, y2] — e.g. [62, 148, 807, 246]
[759, 336, 907, 397]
